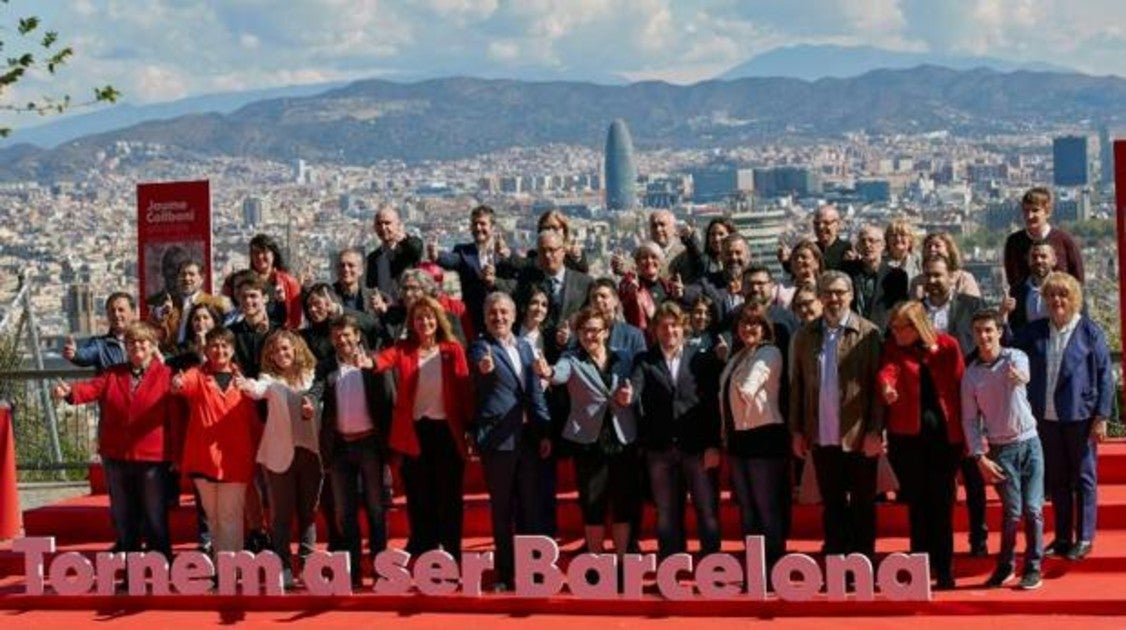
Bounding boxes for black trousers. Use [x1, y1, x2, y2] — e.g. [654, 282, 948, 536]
[812, 446, 878, 557]
[401, 420, 465, 560]
[960, 457, 988, 548]
[481, 434, 543, 584]
[889, 433, 960, 579]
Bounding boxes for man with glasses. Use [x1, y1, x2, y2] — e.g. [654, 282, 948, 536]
[842, 225, 909, 332]
[789, 271, 884, 559]
[779, 205, 854, 273]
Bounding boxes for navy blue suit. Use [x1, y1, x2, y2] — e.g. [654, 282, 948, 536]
[1014, 316, 1113, 545]
[437, 243, 514, 336]
[468, 335, 551, 585]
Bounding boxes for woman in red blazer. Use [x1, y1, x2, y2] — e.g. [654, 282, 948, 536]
[372, 295, 471, 559]
[52, 322, 177, 558]
[878, 301, 966, 590]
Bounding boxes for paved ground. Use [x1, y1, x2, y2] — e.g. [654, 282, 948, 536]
[15, 482, 86, 512]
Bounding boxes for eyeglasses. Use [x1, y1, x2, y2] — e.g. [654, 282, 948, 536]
[580, 326, 605, 335]
[819, 289, 850, 297]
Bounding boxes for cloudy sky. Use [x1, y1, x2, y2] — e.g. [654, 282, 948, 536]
[12, 0, 1126, 108]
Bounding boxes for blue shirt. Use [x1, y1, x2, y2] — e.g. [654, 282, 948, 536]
[960, 347, 1039, 455]
[816, 313, 848, 446]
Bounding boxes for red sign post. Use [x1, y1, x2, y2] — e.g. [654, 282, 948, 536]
[1115, 141, 1126, 384]
[136, 180, 212, 318]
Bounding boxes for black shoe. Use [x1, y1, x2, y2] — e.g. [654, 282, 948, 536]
[984, 565, 1014, 588]
[1045, 539, 1072, 557]
[969, 542, 989, 557]
[245, 529, 271, 554]
[1067, 541, 1093, 561]
[1018, 570, 1042, 590]
[934, 575, 956, 591]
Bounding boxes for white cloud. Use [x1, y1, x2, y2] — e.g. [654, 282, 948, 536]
[9, 0, 1126, 118]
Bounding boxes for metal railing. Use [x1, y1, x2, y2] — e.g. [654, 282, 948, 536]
[0, 367, 97, 478]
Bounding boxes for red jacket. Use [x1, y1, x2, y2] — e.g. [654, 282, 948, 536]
[176, 366, 260, 483]
[877, 333, 965, 445]
[619, 273, 672, 341]
[374, 340, 471, 458]
[68, 362, 179, 463]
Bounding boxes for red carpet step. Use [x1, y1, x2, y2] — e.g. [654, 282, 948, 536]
[20, 483, 1126, 546]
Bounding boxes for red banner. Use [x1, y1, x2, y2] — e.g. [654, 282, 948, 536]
[136, 180, 212, 318]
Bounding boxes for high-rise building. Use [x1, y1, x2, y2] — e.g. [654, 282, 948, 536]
[1053, 135, 1090, 187]
[753, 166, 821, 198]
[242, 196, 264, 227]
[1099, 125, 1114, 186]
[730, 203, 788, 279]
[690, 167, 754, 203]
[604, 119, 638, 210]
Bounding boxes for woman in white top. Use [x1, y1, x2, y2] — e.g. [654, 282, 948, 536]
[718, 305, 790, 566]
[517, 284, 550, 355]
[237, 330, 320, 588]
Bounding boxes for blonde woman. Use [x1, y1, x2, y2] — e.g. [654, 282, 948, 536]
[909, 232, 981, 299]
[237, 330, 321, 588]
[885, 219, 921, 280]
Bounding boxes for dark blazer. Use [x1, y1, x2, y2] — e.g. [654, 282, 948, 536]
[1013, 316, 1114, 423]
[844, 261, 909, 331]
[608, 320, 647, 361]
[513, 267, 593, 361]
[436, 243, 515, 334]
[317, 357, 396, 467]
[364, 235, 424, 297]
[929, 293, 987, 357]
[331, 282, 377, 315]
[1007, 280, 1047, 333]
[468, 336, 551, 451]
[631, 343, 722, 454]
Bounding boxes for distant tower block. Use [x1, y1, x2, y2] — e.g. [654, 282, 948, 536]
[604, 119, 638, 211]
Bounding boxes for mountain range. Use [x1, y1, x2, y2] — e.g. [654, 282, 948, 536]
[2, 64, 1123, 182]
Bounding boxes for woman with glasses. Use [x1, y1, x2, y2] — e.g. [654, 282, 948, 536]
[533, 307, 638, 560]
[879, 301, 965, 590]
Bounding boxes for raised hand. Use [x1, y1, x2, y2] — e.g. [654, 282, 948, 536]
[233, 374, 250, 392]
[481, 263, 496, 288]
[882, 383, 899, 405]
[426, 238, 439, 262]
[610, 252, 627, 276]
[532, 351, 551, 379]
[170, 371, 185, 393]
[354, 347, 374, 370]
[714, 335, 730, 362]
[567, 240, 583, 262]
[301, 396, 315, 421]
[554, 321, 571, 348]
[776, 239, 791, 265]
[677, 222, 695, 242]
[478, 345, 496, 375]
[614, 378, 633, 406]
[62, 335, 77, 361]
[274, 282, 287, 305]
[51, 379, 71, 401]
[1007, 361, 1027, 385]
[669, 273, 685, 300]
[369, 291, 389, 315]
[494, 233, 510, 259]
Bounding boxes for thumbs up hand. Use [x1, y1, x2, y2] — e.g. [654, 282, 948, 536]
[532, 351, 552, 379]
[669, 273, 685, 300]
[715, 335, 730, 362]
[478, 345, 496, 375]
[51, 379, 72, 401]
[614, 378, 633, 406]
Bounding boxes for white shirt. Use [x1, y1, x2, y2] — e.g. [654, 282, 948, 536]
[924, 294, 952, 333]
[334, 363, 376, 435]
[498, 336, 523, 380]
[519, 326, 543, 355]
[413, 349, 447, 420]
[1044, 313, 1081, 422]
[662, 345, 683, 381]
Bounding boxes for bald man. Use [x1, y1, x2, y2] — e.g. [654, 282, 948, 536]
[365, 205, 423, 300]
[780, 205, 854, 273]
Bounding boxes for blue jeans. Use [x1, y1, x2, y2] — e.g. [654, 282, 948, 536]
[992, 437, 1045, 573]
[103, 458, 171, 557]
[329, 435, 386, 581]
[727, 455, 789, 565]
[646, 447, 720, 557]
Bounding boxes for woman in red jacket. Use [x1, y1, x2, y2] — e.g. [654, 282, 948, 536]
[878, 301, 966, 590]
[372, 295, 471, 559]
[52, 321, 177, 558]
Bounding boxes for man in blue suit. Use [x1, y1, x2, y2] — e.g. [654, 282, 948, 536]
[431, 205, 513, 336]
[468, 292, 552, 591]
[1013, 272, 1112, 561]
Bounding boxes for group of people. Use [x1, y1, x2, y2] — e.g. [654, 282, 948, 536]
[55, 185, 1112, 594]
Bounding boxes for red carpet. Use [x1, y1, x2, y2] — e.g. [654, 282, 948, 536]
[3, 441, 1126, 623]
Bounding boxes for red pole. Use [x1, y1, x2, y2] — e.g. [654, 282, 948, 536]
[1114, 140, 1126, 387]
